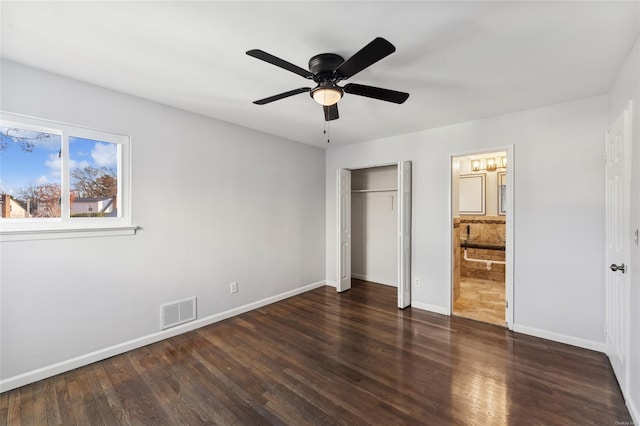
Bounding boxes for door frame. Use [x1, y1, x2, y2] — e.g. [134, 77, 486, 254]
[337, 161, 412, 308]
[448, 145, 515, 330]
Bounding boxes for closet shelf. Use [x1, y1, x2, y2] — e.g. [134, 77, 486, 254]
[351, 188, 397, 193]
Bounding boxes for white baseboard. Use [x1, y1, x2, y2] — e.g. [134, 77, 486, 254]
[351, 273, 396, 287]
[408, 306, 607, 354]
[411, 301, 449, 315]
[325, 280, 337, 288]
[0, 280, 327, 393]
[512, 324, 605, 353]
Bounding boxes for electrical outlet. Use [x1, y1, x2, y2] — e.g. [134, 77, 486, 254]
[414, 277, 421, 287]
[230, 281, 238, 294]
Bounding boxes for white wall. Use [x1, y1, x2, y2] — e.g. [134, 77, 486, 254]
[0, 60, 326, 389]
[326, 95, 607, 348]
[608, 37, 640, 425]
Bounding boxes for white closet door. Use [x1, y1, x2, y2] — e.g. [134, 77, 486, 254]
[337, 168, 352, 292]
[397, 161, 412, 308]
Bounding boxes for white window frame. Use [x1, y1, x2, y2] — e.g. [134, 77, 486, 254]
[0, 111, 136, 241]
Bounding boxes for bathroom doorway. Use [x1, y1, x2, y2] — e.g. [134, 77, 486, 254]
[451, 149, 513, 328]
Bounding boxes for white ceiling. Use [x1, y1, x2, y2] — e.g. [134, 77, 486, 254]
[1, 1, 638, 148]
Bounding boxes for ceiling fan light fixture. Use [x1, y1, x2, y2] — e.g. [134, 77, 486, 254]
[311, 87, 343, 106]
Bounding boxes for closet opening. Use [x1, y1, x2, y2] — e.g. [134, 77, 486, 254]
[337, 161, 412, 309]
[351, 165, 398, 295]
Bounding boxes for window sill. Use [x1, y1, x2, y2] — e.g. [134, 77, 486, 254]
[0, 226, 138, 242]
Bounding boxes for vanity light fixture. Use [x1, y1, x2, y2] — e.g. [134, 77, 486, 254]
[471, 155, 507, 172]
[486, 157, 497, 171]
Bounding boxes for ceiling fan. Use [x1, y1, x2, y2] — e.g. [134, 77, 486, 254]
[246, 37, 409, 121]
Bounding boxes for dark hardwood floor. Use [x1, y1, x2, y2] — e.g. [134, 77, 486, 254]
[1, 279, 632, 425]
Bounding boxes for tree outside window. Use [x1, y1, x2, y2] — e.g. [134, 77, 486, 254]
[0, 126, 62, 218]
[69, 137, 118, 217]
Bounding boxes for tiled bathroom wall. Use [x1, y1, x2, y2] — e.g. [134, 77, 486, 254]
[459, 215, 506, 245]
[458, 216, 506, 283]
[461, 247, 506, 281]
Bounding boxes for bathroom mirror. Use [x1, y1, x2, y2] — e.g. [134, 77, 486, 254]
[498, 172, 506, 215]
[459, 173, 485, 215]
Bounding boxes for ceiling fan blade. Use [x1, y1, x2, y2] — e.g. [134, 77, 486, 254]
[323, 104, 339, 121]
[246, 49, 313, 79]
[253, 87, 311, 105]
[344, 83, 409, 104]
[335, 37, 396, 80]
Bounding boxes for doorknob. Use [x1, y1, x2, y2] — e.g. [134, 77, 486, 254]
[609, 263, 626, 273]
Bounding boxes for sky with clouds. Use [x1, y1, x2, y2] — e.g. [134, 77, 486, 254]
[0, 127, 117, 196]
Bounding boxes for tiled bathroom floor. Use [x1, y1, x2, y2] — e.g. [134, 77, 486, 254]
[453, 277, 506, 326]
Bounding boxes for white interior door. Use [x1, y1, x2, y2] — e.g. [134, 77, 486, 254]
[397, 161, 412, 308]
[337, 168, 352, 292]
[605, 103, 631, 394]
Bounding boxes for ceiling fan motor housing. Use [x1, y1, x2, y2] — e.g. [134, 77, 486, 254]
[308, 53, 345, 81]
[308, 53, 345, 103]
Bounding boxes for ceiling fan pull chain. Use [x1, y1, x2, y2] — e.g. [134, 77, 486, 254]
[323, 122, 330, 143]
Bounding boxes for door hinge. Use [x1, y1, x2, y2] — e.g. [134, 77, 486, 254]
[604, 323, 608, 336]
[505, 300, 509, 309]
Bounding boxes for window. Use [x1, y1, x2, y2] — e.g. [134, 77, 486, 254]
[0, 112, 134, 241]
[69, 136, 118, 218]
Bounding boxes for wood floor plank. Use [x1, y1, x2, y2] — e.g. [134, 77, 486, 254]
[40, 378, 62, 426]
[6, 389, 21, 426]
[155, 337, 261, 425]
[131, 343, 222, 425]
[53, 375, 76, 426]
[0, 280, 632, 425]
[93, 364, 131, 425]
[66, 371, 92, 426]
[0, 388, 8, 426]
[186, 347, 280, 425]
[101, 353, 169, 425]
